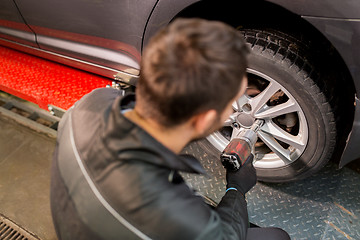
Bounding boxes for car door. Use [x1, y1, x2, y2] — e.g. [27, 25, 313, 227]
[0, 0, 37, 47]
[14, 0, 158, 76]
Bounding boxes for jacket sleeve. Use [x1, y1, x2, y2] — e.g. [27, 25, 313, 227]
[196, 190, 249, 240]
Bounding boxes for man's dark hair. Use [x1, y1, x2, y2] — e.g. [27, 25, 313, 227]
[136, 18, 249, 127]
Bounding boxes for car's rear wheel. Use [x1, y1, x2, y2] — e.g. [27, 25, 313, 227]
[203, 29, 338, 182]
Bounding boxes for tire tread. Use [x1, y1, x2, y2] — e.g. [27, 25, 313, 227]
[242, 29, 338, 181]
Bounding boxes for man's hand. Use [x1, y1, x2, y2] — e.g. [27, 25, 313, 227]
[226, 154, 257, 195]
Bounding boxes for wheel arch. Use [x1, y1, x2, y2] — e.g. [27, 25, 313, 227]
[143, 0, 357, 163]
[145, 0, 356, 98]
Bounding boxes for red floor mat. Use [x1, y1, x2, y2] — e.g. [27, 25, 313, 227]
[0, 46, 111, 110]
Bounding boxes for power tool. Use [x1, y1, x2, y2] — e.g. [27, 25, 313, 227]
[220, 119, 264, 171]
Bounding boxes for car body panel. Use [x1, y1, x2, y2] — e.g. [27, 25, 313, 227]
[340, 97, 360, 167]
[14, 0, 157, 72]
[268, 0, 360, 19]
[301, 17, 360, 95]
[0, 0, 37, 47]
[143, 0, 201, 49]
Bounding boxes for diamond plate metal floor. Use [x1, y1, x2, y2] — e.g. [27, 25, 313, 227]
[182, 141, 360, 240]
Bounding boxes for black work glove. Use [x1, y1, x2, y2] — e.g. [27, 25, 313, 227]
[226, 154, 257, 195]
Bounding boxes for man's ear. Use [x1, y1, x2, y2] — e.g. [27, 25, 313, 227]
[191, 109, 218, 136]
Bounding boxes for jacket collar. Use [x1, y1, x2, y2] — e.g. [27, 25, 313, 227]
[100, 93, 206, 175]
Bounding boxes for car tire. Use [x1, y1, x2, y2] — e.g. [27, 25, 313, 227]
[201, 29, 338, 182]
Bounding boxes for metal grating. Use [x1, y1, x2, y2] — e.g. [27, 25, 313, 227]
[0, 92, 60, 138]
[0, 215, 39, 240]
[182, 141, 360, 240]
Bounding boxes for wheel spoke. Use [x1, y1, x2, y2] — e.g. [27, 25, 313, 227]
[261, 121, 306, 151]
[258, 131, 293, 164]
[234, 94, 250, 111]
[254, 99, 299, 119]
[223, 112, 238, 127]
[250, 82, 281, 115]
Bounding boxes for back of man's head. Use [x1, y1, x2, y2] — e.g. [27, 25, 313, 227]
[136, 18, 249, 127]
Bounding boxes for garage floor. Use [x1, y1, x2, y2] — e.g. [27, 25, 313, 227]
[0, 98, 359, 240]
[0, 113, 57, 240]
[182, 144, 360, 240]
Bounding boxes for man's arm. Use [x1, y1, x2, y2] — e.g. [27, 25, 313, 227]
[215, 188, 249, 239]
[197, 155, 257, 240]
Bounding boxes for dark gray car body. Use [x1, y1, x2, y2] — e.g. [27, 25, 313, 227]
[0, 0, 359, 167]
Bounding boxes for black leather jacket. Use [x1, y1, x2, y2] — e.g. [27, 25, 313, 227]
[50, 88, 249, 240]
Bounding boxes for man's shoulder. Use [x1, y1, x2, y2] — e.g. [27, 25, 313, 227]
[73, 87, 123, 111]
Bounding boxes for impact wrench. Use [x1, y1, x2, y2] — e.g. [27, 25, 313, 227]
[220, 119, 264, 171]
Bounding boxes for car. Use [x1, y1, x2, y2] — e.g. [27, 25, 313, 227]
[0, 0, 359, 182]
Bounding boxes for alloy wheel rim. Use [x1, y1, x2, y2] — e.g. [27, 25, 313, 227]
[207, 68, 309, 168]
